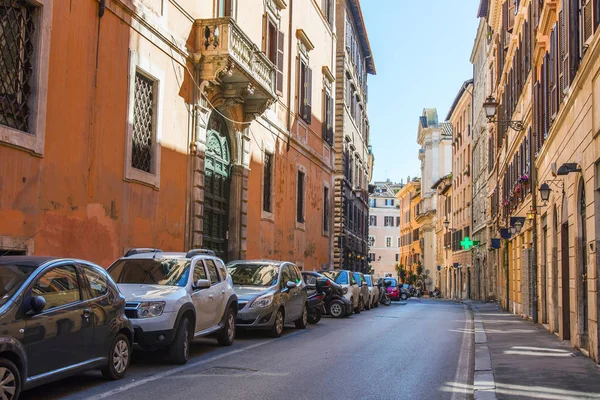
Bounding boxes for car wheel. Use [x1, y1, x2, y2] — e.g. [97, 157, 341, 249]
[269, 308, 285, 338]
[168, 316, 191, 364]
[216, 306, 236, 346]
[101, 333, 131, 380]
[0, 358, 20, 400]
[328, 300, 345, 318]
[401, 293, 408, 301]
[295, 304, 308, 329]
[365, 297, 371, 310]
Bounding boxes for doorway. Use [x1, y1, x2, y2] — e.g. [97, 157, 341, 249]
[203, 115, 231, 261]
[578, 179, 588, 350]
[553, 206, 559, 333]
[561, 220, 571, 340]
[542, 218, 548, 324]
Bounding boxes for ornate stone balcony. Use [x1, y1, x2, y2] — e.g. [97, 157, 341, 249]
[194, 17, 276, 117]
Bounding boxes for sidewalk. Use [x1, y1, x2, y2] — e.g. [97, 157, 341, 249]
[465, 301, 600, 400]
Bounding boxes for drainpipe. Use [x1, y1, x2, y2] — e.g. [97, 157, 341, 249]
[531, 138, 539, 323]
[286, 0, 293, 152]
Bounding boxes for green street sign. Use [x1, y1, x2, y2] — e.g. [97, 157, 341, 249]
[460, 237, 479, 250]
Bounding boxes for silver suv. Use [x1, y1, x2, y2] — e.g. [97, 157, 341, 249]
[107, 249, 237, 364]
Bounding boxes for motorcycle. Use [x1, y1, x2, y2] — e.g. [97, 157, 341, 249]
[378, 280, 392, 306]
[319, 276, 353, 318]
[307, 278, 328, 324]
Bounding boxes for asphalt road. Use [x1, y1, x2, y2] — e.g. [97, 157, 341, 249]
[22, 299, 472, 400]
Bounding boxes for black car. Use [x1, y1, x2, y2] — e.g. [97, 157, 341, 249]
[0, 256, 133, 399]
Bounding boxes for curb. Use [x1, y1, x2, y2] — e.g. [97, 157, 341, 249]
[467, 304, 497, 400]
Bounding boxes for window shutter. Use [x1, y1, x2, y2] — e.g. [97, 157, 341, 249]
[595, 0, 600, 30]
[327, 94, 334, 145]
[558, 10, 567, 101]
[549, 28, 557, 119]
[568, 0, 580, 82]
[533, 81, 539, 153]
[508, 0, 515, 32]
[276, 30, 284, 93]
[583, 0, 593, 42]
[299, 60, 306, 119]
[305, 67, 312, 124]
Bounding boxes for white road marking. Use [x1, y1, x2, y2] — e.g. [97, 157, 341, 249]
[450, 305, 474, 400]
[87, 331, 304, 400]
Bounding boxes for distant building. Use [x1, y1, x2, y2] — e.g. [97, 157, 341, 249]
[396, 179, 422, 280]
[416, 109, 452, 291]
[368, 180, 403, 277]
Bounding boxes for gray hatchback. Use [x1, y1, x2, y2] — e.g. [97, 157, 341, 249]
[226, 261, 308, 337]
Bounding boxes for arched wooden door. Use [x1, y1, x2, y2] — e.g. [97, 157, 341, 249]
[203, 118, 231, 261]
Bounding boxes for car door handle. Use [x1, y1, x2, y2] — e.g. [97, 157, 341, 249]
[209, 294, 214, 300]
[221, 290, 225, 294]
[83, 308, 91, 318]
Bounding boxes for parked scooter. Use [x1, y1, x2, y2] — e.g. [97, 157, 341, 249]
[307, 287, 326, 324]
[302, 271, 353, 318]
[378, 280, 392, 306]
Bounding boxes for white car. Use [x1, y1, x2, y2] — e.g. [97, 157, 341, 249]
[365, 274, 380, 309]
[320, 270, 362, 313]
[107, 248, 238, 364]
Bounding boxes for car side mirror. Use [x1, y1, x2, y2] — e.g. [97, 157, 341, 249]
[30, 296, 46, 313]
[361, 282, 368, 287]
[194, 279, 211, 290]
[286, 281, 297, 290]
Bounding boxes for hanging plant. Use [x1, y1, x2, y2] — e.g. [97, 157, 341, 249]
[520, 174, 529, 183]
[514, 183, 521, 194]
[503, 199, 510, 207]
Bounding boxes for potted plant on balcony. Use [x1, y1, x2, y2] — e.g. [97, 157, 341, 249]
[513, 183, 521, 195]
[503, 199, 510, 207]
[519, 174, 529, 184]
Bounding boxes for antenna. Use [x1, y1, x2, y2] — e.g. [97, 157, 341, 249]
[0, 229, 43, 258]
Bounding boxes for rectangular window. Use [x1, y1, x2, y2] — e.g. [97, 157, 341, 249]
[396, 216, 400, 226]
[264, 16, 284, 94]
[323, 186, 329, 233]
[369, 215, 377, 226]
[386, 237, 392, 248]
[395, 254, 399, 262]
[384, 216, 394, 227]
[397, 237, 401, 247]
[369, 253, 376, 262]
[132, 71, 157, 173]
[297, 170, 305, 223]
[369, 198, 376, 207]
[323, 91, 334, 145]
[322, 0, 334, 26]
[299, 60, 312, 124]
[263, 152, 273, 213]
[217, 0, 232, 17]
[0, 0, 35, 132]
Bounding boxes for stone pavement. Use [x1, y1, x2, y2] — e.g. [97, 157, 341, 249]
[465, 300, 600, 400]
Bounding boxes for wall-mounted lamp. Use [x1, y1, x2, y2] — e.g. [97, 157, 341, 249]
[483, 95, 525, 131]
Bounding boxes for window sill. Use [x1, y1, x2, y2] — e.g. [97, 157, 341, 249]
[124, 167, 160, 190]
[0, 125, 44, 156]
[295, 222, 306, 231]
[261, 210, 275, 223]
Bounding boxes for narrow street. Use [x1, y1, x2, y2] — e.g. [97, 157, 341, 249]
[22, 300, 471, 400]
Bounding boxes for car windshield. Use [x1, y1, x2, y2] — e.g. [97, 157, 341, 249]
[322, 271, 348, 285]
[0, 264, 37, 307]
[227, 263, 279, 286]
[365, 275, 372, 286]
[353, 273, 362, 284]
[385, 278, 397, 287]
[108, 258, 191, 287]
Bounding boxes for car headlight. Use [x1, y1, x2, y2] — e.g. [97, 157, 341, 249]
[137, 301, 166, 318]
[250, 293, 274, 308]
[343, 287, 348, 294]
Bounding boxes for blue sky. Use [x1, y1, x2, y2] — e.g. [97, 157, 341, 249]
[361, 0, 480, 183]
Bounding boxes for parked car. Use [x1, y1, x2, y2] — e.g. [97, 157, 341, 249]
[107, 248, 238, 365]
[227, 261, 308, 337]
[401, 284, 413, 298]
[364, 274, 380, 308]
[353, 272, 370, 310]
[384, 277, 409, 301]
[303, 271, 353, 317]
[320, 270, 361, 313]
[0, 256, 134, 399]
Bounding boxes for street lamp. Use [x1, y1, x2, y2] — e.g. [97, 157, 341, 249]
[483, 95, 525, 131]
[443, 217, 450, 230]
[514, 220, 523, 234]
[509, 226, 516, 236]
[539, 183, 551, 202]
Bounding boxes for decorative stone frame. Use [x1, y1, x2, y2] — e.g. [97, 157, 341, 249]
[295, 164, 307, 230]
[124, 50, 164, 189]
[0, 0, 52, 156]
[261, 145, 276, 222]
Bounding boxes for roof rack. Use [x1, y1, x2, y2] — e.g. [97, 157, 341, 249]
[185, 249, 216, 258]
[124, 248, 163, 257]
